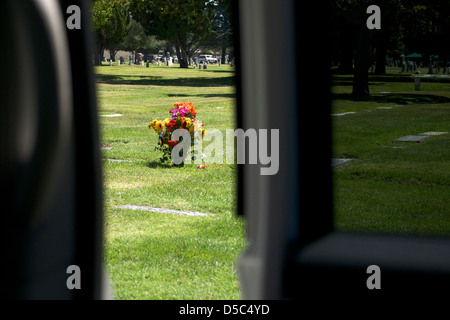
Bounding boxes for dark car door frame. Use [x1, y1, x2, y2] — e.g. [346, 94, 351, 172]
[236, 0, 450, 300]
[1, 0, 106, 299]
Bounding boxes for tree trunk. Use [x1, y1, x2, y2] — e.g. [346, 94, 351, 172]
[428, 56, 434, 74]
[221, 46, 227, 64]
[337, 21, 355, 74]
[443, 56, 448, 74]
[375, 48, 386, 74]
[374, 38, 387, 74]
[352, 25, 371, 98]
[108, 49, 118, 62]
[178, 52, 189, 69]
[174, 41, 189, 68]
[338, 51, 354, 74]
[94, 44, 103, 66]
[374, 0, 391, 75]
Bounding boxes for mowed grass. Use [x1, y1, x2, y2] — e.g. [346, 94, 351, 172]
[99, 64, 450, 299]
[332, 72, 450, 235]
[97, 64, 246, 300]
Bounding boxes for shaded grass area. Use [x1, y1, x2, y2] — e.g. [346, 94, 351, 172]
[333, 92, 450, 105]
[96, 74, 236, 87]
[95, 64, 236, 87]
[332, 73, 450, 236]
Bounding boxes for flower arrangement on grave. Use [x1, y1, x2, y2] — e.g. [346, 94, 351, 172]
[149, 102, 206, 165]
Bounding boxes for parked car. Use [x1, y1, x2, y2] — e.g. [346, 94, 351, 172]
[198, 54, 218, 64]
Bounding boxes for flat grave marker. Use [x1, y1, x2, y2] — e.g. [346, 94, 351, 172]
[393, 135, 432, 143]
[331, 158, 353, 167]
[100, 114, 123, 118]
[103, 159, 134, 163]
[331, 112, 357, 117]
[116, 205, 210, 217]
[421, 131, 448, 136]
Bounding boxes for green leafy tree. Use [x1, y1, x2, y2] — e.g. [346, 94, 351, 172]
[371, 0, 403, 74]
[337, 0, 375, 98]
[332, 0, 400, 97]
[120, 19, 167, 59]
[199, 1, 233, 64]
[399, 0, 450, 73]
[130, 0, 216, 68]
[91, 0, 130, 65]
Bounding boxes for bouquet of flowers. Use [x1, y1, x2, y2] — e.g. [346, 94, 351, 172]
[149, 102, 206, 165]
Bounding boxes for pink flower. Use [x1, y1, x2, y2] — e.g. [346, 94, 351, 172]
[170, 106, 189, 119]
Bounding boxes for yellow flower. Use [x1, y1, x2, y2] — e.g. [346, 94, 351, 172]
[155, 121, 164, 132]
[182, 117, 192, 128]
[163, 118, 170, 126]
[149, 119, 158, 129]
[202, 129, 207, 139]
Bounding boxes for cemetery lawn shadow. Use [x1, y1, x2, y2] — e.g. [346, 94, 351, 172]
[168, 93, 236, 99]
[332, 74, 415, 86]
[332, 73, 450, 86]
[146, 160, 186, 169]
[200, 69, 237, 73]
[332, 92, 450, 105]
[96, 73, 236, 87]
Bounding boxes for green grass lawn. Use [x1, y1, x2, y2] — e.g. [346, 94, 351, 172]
[97, 64, 246, 300]
[332, 71, 450, 235]
[98, 64, 450, 300]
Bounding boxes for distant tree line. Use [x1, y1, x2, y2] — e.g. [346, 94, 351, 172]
[90, 0, 233, 68]
[331, 0, 450, 98]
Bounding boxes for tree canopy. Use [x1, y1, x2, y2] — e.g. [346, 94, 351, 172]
[120, 19, 166, 56]
[331, 0, 450, 98]
[199, 1, 233, 63]
[129, 0, 217, 68]
[90, 0, 236, 68]
[91, 0, 130, 65]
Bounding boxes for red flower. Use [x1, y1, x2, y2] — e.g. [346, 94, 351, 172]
[168, 140, 178, 147]
[167, 120, 177, 128]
